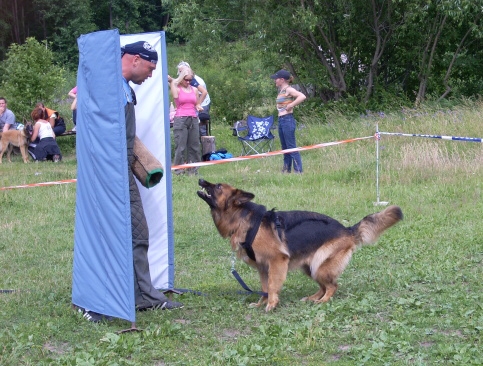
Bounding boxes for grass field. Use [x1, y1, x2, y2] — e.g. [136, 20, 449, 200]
[1, 103, 482, 365]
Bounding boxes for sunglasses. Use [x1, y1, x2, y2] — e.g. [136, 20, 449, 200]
[184, 78, 192, 81]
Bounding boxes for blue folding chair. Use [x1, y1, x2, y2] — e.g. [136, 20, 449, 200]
[234, 115, 275, 156]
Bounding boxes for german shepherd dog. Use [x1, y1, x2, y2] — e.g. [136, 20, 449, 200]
[0, 122, 33, 163]
[197, 179, 403, 311]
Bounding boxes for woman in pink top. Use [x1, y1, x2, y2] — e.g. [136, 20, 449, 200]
[169, 67, 203, 172]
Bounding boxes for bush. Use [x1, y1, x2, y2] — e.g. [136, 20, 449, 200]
[1, 37, 66, 121]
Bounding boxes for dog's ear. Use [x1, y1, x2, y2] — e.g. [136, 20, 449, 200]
[233, 189, 255, 205]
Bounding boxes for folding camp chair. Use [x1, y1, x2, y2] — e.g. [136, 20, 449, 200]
[233, 115, 275, 156]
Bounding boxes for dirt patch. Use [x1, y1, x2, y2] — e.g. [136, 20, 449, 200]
[43, 342, 69, 355]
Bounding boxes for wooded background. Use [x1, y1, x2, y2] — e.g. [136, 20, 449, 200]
[2, 0, 483, 120]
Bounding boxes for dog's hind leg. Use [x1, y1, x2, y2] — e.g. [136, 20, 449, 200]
[303, 240, 354, 303]
[300, 284, 326, 303]
[314, 247, 353, 303]
[250, 296, 268, 308]
[0, 143, 6, 164]
[300, 264, 326, 302]
[265, 256, 289, 311]
[6, 144, 13, 163]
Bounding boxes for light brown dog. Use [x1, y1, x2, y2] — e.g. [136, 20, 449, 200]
[0, 122, 33, 163]
[197, 179, 403, 311]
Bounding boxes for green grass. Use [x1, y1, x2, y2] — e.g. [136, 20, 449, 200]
[1, 103, 483, 365]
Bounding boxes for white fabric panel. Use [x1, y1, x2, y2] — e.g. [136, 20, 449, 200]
[120, 32, 174, 290]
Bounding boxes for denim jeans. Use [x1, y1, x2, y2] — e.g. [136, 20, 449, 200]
[278, 114, 303, 172]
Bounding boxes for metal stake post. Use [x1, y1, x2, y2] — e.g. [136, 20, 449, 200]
[374, 123, 388, 206]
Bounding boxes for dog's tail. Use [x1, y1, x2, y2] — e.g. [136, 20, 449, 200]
[352, 205, 403, 247]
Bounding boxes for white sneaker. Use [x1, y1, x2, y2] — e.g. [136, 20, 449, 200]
[72, 126, 76, 132]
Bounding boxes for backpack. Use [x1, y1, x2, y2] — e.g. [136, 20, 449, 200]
[202, 148, 233, 161]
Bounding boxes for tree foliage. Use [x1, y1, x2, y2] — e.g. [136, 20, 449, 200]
[2, 0, 483, 120]
[1, 38, 66, 120]
[164, 0, 483, 107]
[0, 0, 170, 67]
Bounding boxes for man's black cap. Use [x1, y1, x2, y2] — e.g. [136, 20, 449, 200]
[121, 41, 158, 64]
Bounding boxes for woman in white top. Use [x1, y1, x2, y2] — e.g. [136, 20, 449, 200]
[30, 107, 62, 162]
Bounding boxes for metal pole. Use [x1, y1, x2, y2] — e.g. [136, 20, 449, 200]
[374, 123, 388, 206]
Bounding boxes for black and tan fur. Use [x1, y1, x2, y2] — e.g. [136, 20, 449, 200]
[0, 122, 33, 163]
[197, 179, 403, 311]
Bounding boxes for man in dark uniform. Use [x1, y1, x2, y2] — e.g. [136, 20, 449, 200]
[80, 41, 183, 322]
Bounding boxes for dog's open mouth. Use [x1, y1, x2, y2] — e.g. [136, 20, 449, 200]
[197, 179, 215, 202]
[197, 187, 211, 198]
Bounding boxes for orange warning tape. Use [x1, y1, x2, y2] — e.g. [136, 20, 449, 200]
[171, 135, 373, 170]
[0, 178, 78, 191]
[1, 136, 373, 190]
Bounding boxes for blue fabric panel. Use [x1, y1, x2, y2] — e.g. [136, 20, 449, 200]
[72, 29, 135, 322]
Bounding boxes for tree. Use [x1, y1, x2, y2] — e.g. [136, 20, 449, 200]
[164, 0, 276, 121]
[33, 0, 97, 69]
[0, 0, 98, 67]
[88, 0, 144, 34]
[1, 0, 171, 68]
[165, 0, 483, 109]
[437, 1, 483, 101]
[414, 3, 448, 106]
[164, 0, 391, 102]
[0, 0, 34, 60]
[1, 38, 65, 120]
[361, 0, 399, 103]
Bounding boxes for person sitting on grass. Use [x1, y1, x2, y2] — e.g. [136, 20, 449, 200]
[0, 97, 17, 132]
[35, 102, 66, 137]
[30, 106, 62, 162]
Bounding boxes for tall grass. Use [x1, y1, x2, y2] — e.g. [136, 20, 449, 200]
[0, 102, 482, 365]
